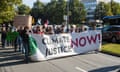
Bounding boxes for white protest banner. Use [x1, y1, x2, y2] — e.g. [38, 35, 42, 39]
[29, 30, 101, 61]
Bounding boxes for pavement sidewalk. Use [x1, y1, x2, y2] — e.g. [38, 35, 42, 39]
[0, 44, 25, 72]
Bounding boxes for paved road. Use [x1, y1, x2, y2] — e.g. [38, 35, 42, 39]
[0, 47, 120, 72]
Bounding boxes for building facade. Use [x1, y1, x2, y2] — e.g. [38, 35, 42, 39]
[80, 0, 110, 21]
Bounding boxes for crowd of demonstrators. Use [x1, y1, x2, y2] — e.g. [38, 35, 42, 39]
[0, 26, 31, 63]
[32, 24, 91, 35]
[0, 24, 96, 63]
[1, 27, 15, 48]
[21, 26, 31, 63]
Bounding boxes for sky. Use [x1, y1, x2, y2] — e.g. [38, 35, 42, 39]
[23, 0, 50, 8]
[23, 0, 120, 8]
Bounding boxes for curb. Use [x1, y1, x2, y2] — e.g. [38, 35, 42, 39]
[101, 51, 120, 57]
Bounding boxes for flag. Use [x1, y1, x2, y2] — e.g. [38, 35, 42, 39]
[29, 36, 37, 56]
[29, 36, 43, 61]
[44, 20, 49, 27]
[37, 18, 41, 25]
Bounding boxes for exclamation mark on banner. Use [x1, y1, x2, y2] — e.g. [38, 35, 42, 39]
[98, 34, 101, 43]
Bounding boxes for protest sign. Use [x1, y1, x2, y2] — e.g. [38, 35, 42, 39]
[29, 31, 101, 61]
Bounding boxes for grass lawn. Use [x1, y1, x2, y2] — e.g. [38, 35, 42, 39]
[102, 43, 120, 56]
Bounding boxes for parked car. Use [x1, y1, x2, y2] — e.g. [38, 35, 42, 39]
[102, 25, 120, 43]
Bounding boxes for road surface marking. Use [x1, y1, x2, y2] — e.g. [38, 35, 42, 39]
[75, 66, 88, 72]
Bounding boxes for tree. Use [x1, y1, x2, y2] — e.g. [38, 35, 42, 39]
[17, 4, 31, 15]
[44, 0, 57, 24]
[94, 1, 120, 20]
[94, 2, 106, 20]
[44, 0, 86, 24]
[104, 3, 113, 16]
[69, 0, 86, 24]
[111, 1, 120, 15]
[44, 0, 66, 24]
[0, 0, 22, 23]
[30, 0, 44, 24]
[55, 0, 66, 24]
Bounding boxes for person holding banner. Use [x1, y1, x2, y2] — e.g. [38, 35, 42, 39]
[34, 26, 44, 35]
[70, 25, 74, 33]
[45, 27, 54, 34]
[89, 21, 96, 30]
[21, 26, 30, 63]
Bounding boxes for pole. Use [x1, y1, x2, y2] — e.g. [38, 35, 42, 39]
[66, 0, 69, 32]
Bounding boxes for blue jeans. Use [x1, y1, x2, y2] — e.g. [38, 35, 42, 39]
[17, 36, 23, 51]
[23, 42, 30, 63]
